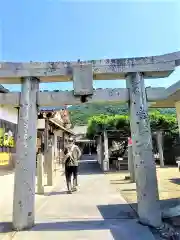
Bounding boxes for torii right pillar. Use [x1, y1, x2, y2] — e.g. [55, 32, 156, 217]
[126, 72, 162, 228]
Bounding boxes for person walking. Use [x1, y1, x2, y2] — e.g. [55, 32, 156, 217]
[64, 138, 82, 194]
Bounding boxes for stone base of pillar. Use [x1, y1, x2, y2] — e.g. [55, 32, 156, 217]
[153, 223, 179, 239]
[103, 160, 109, 172]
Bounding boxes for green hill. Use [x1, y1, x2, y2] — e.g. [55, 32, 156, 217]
[69, 103, 176, 126]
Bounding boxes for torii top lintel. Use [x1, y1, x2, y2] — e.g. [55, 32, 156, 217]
[0, 51, 179, 84]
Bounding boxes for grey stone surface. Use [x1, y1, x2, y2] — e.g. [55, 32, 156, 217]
[1, 84, 180, 108]
[128, 145, 135, 182]
[37, 154, 45, 194]
[127, 73, 162, 227]
[7, 159, 157, 240]
[0, 51, 179, 83]
[12, 77, 39, 230]
[0, 87, 171, 107]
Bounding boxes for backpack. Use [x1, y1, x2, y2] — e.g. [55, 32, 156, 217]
[67, 145, 80, 166]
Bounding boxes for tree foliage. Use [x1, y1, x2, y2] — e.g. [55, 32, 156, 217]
[69, 103, 128, 126]
[149, 111, 177, 133]
[69, 103, 176, 126]
[87, 112, 178, 138]
[86, 109, 179, 165]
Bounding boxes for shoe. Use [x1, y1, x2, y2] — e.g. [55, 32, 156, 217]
[67, 190, 72, 194]
[72, 187, 77, 192]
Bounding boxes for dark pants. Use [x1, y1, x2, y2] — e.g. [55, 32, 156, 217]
[65, 166, 78, 190]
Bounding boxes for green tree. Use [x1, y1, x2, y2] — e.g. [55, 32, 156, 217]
[87, 113, 178, 138]
[69, 103, 176, 126]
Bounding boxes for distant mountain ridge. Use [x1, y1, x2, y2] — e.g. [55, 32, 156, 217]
[68, 103, 176, 125]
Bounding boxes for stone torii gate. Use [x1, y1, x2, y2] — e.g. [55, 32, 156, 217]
[0, 52, 180, 233]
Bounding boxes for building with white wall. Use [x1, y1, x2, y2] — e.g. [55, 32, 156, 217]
[0, 86, 18, 168]
[0, 86, 75, 169]
[0, 105, 18, 124]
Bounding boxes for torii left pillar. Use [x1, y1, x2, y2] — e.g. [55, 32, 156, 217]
[13, 77, 39, 231]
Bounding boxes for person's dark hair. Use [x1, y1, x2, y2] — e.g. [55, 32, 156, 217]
[69, 137, 74, 143]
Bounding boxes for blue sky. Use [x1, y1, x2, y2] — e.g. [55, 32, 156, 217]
[0, 0, 180, 92]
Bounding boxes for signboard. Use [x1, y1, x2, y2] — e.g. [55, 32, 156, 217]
[0, 119, 17, 166]
[128, 137, 132, 146]
[73, 64, 93, 96]
[0, 127, 15, 148]
[0, 152, 10, 166]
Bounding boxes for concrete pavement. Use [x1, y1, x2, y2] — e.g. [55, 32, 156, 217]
[0, 157, 158, 240]
[0, 167, 62, 238]
[0, 171, 14, 226]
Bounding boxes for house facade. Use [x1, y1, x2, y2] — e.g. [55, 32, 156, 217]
[0, 86, 74, 170]
[37, 108, 75, 167]
[72, 125, 96, 154]
[0, 86, 18, 168]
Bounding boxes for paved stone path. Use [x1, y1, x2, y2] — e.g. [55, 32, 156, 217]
[0, 171, 14, 228]
[1, 157, 157, 240]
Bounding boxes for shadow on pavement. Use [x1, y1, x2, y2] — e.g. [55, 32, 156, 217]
[0, 170, 14, 176]
[97, 204, 137, 220]
[121, 189, 136, 192]
[1, 219, 142, 240]
[78, 159, 103, 176]
[0, 220, 154, 240]
[169, 178, 180, 185]
[0, 203, 152, 240]
[123, 198, 180, 218]
[44, 190, 68, 196]
[160, 198, 180, 211]
[1, 199, 179, 238]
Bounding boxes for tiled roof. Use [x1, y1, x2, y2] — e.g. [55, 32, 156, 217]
[0, 85, 9, 93]
[72, 125, 87, 135]
[39, 107, 65, 111]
